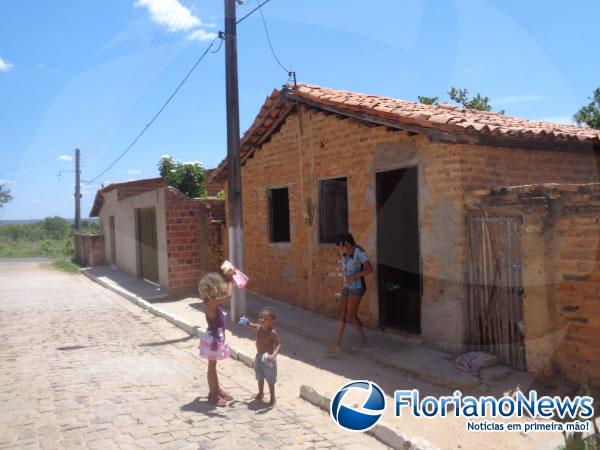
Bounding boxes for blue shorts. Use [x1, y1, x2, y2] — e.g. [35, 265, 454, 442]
[254, 354, 277, 385]
[341, 286, 366, 298]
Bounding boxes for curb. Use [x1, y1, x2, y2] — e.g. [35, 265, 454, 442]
[81, 269, 258, 369]
[83, 269, 438, 450]
[248, 291, 480, 391]
[299, 385, 439, 450]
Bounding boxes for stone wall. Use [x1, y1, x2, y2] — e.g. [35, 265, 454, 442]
[234, 105, 599, 349]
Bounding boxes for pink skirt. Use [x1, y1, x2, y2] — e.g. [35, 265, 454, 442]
[199, 332, 230, 361]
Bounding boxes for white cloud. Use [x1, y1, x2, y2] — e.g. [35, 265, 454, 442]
[135, 0, 201, 32]
[161, 154, 171, 159]
[58, 154, 73, 161]
[127, 169, 142, 175]
[187, 28, 217, 42]
[0, 57, 14, 72]
[0, 179, 15, 185]
[37, 63, 47, 69]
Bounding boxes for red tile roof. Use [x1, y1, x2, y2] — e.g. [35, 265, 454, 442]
[288, 83, 600, 144]
[214, 82, 600, 177]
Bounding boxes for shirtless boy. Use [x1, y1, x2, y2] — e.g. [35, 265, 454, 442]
[243, 307, 281, 406]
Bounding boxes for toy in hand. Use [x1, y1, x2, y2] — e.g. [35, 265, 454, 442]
[262, 352, 274, 368]
[232, 270, 249, 288]
[238, 316, 249, 326]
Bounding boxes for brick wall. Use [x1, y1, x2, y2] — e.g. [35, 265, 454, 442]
[204, 169, 225, 197]
[235, 105, 599, 348]
[468, 183, 600, 386]
[164, 187, 225, 296]
[554, 188, 600, 386]
[74, 233, 105, 267]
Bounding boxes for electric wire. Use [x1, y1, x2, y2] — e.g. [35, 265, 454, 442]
[82, 0, 202, 166]
[86, 0, 282, 185]
[85, 36, 219, 185]
[0, 157, 60, 174]
[236, 0, 273, 24]
[254, 0, 291, 77]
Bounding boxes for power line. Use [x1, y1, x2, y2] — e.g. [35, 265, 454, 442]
[85, 0, 282, 185]
[0, 156, 60, 174]
[236, 0, 273, 24]
[85, 36, 220, 185]
[254, 0, 293, 78]
[82, 0, 203, 166]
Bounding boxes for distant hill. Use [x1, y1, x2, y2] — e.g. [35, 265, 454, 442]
[0, 218, 99, 227]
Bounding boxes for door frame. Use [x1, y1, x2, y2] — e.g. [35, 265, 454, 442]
[109, 215, 116, 265]
[135, 207, 159, 283]
[374, 164, 423, 333]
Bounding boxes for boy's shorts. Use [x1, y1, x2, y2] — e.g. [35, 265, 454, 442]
[254, 354, 277, 385]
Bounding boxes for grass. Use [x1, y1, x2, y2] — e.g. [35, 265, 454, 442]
[47, 259, 80, 273]
[0, 237, 73, 258]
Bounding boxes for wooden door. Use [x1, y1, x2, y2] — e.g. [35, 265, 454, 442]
[109, 216, 116, 265]
[467, 216, 526, 370]
[137, 208, 159, 283]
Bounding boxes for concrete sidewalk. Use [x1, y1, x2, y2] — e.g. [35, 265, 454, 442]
[83, 265, 505, 391]
[81, 265, 565, 450]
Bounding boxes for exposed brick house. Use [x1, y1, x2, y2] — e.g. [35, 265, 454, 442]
[215, 83, 600, 381]
[90, 177, 225, 296]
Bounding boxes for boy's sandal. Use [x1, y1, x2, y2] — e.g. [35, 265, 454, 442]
[208, 393, 227, 407]
[218, 389, 233, 401]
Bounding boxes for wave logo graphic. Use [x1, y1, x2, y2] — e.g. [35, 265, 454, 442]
[330, 380, 387, 432]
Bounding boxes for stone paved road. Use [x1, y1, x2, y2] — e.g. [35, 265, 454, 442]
[0, 261, 387, 450]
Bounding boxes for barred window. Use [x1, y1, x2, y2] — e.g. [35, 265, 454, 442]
[319, 177, 348, 243]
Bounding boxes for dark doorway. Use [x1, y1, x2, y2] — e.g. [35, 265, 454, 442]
[137, 208, 159, 283]
[376, 167, 421, 334]
[268, 187, 290, 243]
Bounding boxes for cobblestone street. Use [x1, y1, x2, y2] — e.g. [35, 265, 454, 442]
[0, 261, 386, 450]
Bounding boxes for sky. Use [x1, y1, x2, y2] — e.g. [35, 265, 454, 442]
[0, 0, 599, 220]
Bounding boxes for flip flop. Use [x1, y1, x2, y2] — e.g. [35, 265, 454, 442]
[326, 348, 342, 358]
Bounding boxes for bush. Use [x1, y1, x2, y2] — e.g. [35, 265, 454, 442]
[158, 156, 206, 198]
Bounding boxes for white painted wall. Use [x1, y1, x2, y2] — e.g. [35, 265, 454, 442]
[98, 188, 168, 288]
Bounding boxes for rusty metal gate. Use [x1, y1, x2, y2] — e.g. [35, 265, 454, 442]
[467, 216, 526, 370]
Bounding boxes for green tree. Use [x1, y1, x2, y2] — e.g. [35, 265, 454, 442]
[574, 87, 600, 129]
[42, 216, 71, 240]
[448, 87, 502, 112]
[0, 185, 12, 208]
[417, 96, 439, 105]
[418, 87, 505, 113]
[158, 156, 206, 198]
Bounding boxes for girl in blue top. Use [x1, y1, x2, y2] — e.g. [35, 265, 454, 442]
[330, 233, 372, 353]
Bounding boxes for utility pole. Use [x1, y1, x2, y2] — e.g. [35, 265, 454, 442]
[74, 148, 81, 231]
[224, 0, 246, 320]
